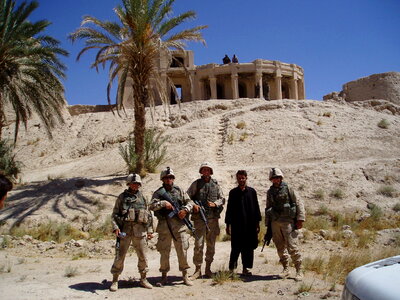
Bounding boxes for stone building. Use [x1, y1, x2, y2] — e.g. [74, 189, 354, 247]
[154, 50, 305, 104]
[340, 72, 400, 105]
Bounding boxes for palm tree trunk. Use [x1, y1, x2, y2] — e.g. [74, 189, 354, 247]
[134, 85, 147, 176]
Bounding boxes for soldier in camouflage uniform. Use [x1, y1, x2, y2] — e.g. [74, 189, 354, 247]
[187, 162, 225, 279]
[110, 174, 154, 291]
[265, 168, 306, 281]
[149, 167, 194, 286]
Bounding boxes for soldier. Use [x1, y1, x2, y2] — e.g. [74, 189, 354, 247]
[0, 174, 13, 210]
[265, 168, 305, 281]
[149, 167, 194, 286]
[187, 162, 225, 279]
[110, 174, 154, 291]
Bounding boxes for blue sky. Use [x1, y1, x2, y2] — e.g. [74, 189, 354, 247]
[28, 0, 400, 105]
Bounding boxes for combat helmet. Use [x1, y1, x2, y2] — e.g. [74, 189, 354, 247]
[199, 161, 213, 175]
[269, 168, 284, 180]
[126, 173, 142, 185]
[160, 167, 175, 180]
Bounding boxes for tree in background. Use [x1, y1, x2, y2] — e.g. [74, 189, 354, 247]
[0, 0, 68, 141]
[69, 0, 206, 176]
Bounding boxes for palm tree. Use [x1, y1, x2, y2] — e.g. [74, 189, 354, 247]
[69, 0, 206, 176]
[0, 0, 68, 141]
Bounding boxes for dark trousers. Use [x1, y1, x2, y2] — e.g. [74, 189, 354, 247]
[228, 246, 254, 270]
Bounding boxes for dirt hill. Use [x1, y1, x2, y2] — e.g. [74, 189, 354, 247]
[0, 98, 399, 299]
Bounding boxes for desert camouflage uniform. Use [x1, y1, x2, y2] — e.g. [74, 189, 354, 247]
[110, 189, 153, 276]
[266, 182, 305, 270]
[187, 177, 225, 268]
[150, 185, 194, 272]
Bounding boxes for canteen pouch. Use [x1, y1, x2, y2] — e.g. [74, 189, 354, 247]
[127, 208, 136, 221]
[137, 209, 149, 224]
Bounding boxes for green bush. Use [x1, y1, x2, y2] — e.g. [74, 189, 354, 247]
[0, 139, 22, 180]
[314, 189, 325, 200]
[377, 185, 397, 198]
[119, 128, 167, 174]
[330, 188, 345, 199]
[392, 202, 400, 212]
[377, 119, 390, 129]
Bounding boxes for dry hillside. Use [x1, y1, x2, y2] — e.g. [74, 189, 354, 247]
[0, 98, 399, 299]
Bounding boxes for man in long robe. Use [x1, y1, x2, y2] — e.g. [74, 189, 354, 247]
[225, 170, 261, 276]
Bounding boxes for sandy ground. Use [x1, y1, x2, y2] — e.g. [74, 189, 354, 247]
[0, 237, 342, 300]
[1, 98, 399, 299]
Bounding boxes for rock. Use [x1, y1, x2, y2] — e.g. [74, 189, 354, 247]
[342, 229, 355, 239]
[342, 225, 351, 230]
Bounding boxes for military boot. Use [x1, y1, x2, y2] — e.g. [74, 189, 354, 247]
[205, 262, 213, 278]
[109, 274, 119, 292]
[295, 264, 303, 281]
[160, 272, 168, 285]
[191, 265, 202, 279]
[182, 270, 193, 286]
[140, 272, 153, 289]
[280, 264, 290, 279]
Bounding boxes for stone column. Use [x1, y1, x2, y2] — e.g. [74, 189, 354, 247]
[290, 78, 299, 100]
[209, 76, 217, 99]
[198, 80, 205, 100]
[231, 73, 239, 99]
[275, 75, 282, 100]
[255, 72, 263, 99]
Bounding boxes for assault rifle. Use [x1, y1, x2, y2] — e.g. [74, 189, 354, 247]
[159, 189, 196, 237]
[194, 200, 210, 232]
[261, 219, 273, 252]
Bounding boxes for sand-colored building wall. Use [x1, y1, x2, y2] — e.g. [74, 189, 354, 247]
[342, 72, 400, 105]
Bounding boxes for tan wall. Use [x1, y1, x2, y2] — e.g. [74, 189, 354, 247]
[342, 72, 400, 105]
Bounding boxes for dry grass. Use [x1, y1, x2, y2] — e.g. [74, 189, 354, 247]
[236, 121, 246, 129]
[377, 185, 397, 197]
[64, 266, 79, 277]
[303, 247, 398, 284]
[211, 268, 241, 285]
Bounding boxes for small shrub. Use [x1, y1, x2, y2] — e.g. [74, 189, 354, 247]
[0, 139, 23, 180]
[72, 251, 88, 260]
[10, 221, 87, 243]
[295, 282, 313, 295]
[119, 128, 167, 175]
[304, 215, 330, 231]
[377, 185, 397, 198]
[64, 266, 79, 277]
[316, 120, 323, 126]
[316, 204, 329, 215]
[377, 119, 390, 129]
[0, 261, 12, 273]
[212, 268, 241, 285]
[314, 189, 325, 200]
[239, 132, 248, 142]
[392, 202, 400, 212]
[368, 205, 383, 220]
[88, 216, 113, 241]
[236, 121, 246, 129]
[1, 235, 12, 249]
[227, 133, 235, 145]
[330, 188, 345, 199]
[323, 112, 331, 117]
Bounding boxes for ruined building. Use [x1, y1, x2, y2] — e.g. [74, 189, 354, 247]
[154, 50, 305, 104]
